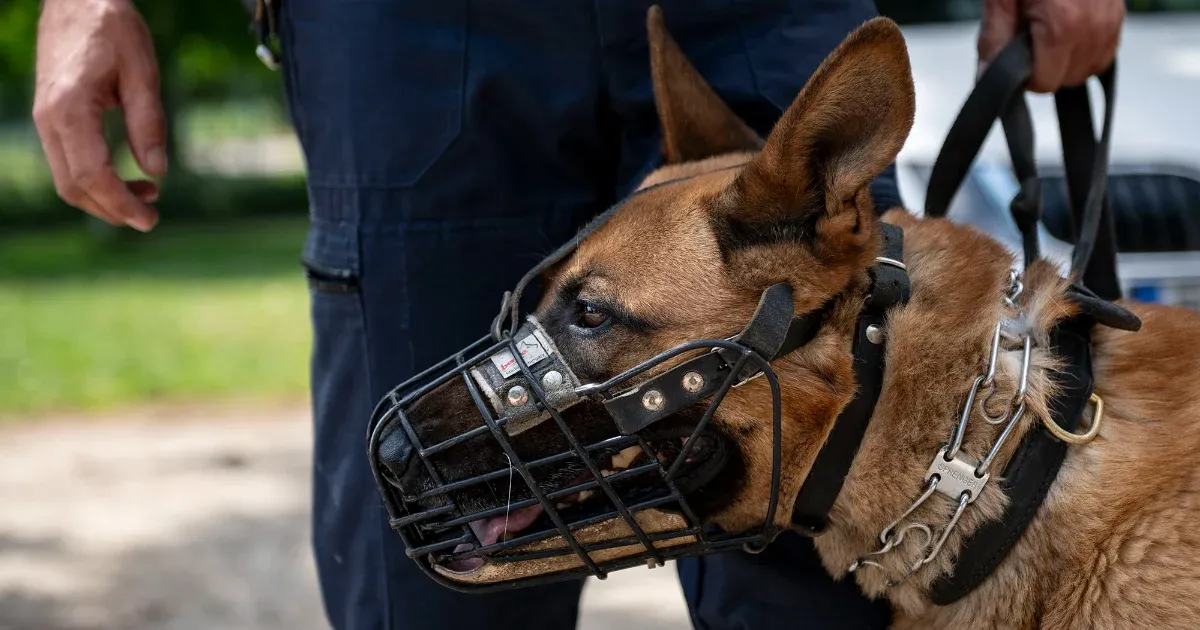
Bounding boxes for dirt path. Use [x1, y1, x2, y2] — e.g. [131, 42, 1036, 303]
[0, 405, 690, 630]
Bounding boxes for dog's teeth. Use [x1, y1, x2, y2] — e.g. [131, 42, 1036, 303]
[601, 468, 616, 477]
[556, 502, 571, 509]
[610, 446, 641, 470]
[578, 490, 596, 502]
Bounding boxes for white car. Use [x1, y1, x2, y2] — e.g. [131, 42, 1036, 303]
[897, 11, 1200, 308]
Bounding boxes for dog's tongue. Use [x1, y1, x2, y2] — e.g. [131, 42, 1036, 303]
[444, 504, 544, 572]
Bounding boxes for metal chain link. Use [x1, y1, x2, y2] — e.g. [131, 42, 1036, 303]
[849, 270, 1032, 586]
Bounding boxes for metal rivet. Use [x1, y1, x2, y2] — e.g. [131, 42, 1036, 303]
[641, 389, 665, 412]
[541, 370, 563, 389]
[681, 371, 705, 393]
[506, 386, 529, 407]
[865, 324, 885, 345]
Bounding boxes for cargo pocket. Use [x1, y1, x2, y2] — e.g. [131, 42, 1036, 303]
[282, 0, 468, 188]
[302, 220, 369, 372]
[302, 219, 362, 295]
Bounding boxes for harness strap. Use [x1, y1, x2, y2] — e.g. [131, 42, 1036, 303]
[791, 223, 910, 535]
[929, 315, 1094, 604]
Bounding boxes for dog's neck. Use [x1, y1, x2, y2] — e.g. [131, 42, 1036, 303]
[804, 211, 1075, 615]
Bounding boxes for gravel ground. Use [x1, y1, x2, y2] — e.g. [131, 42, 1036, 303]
[0, 405, 691, 630]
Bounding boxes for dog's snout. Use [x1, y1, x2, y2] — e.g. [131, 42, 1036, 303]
[378, 425, 421, 495]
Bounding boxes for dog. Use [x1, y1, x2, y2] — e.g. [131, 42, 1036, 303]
[385, 10, 1200, 628]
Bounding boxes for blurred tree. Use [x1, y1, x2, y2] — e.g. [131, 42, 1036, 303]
[0, 0, 39, 120]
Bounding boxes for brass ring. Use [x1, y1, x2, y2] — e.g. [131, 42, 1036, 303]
[1041, 393, 1104, 445]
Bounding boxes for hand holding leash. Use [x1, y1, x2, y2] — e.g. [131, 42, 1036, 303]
[978, 0, 1125, 93]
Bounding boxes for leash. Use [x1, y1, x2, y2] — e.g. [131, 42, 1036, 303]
[922, 32, 1122, 302]
[853, 32, 1140, 602]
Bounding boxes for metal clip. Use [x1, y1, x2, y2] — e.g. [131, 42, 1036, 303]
[925, 447, 989, 504]
[256, 44, 281, 71]
[254, 0, 282, 71]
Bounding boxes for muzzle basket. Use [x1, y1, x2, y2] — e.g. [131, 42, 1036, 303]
[366, 331, 784, 592]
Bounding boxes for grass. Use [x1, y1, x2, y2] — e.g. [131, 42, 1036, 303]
[0, 217, 313, 418]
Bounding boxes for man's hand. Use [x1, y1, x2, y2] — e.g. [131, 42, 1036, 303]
[33, 0, 166, 232]
[978, 0, 1125, 93]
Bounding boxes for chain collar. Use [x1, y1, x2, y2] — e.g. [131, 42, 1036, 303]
[849, 270, 1033, 586]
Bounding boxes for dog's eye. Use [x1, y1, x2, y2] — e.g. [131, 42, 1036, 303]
[574, 301, 611, 329]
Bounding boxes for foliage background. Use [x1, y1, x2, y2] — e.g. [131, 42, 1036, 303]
[0, 0, 311, 417]
[0, 0, 1197, 416]
[0, 0, 304, 228]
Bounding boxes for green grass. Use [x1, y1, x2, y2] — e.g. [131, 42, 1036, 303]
[0, 218, 313, 418]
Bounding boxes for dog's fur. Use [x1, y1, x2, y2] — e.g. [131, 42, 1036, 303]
[401, 10, 1200, 627]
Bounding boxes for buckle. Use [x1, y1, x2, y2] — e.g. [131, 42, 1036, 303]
[710, 338, 764, 387]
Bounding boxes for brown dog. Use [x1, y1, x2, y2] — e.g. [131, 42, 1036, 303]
[392, 10, 1200, 628]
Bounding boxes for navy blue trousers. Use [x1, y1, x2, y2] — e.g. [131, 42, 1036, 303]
[279, 1, 897, 628]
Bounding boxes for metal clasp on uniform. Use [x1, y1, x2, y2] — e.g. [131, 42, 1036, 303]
[254, 0, 282, 71]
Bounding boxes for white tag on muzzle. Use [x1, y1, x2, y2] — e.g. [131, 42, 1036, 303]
[469, 316, 584, 436]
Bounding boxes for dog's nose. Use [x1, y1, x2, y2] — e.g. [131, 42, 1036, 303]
[378, 425, 422, 496]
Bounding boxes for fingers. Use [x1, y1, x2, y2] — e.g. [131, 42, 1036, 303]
[127, 179, 160, 203]
[34, 109, 124, 226]
[1027, 17, 1075, 93]
[980, 0, 1125, 94]
[33, 1, 166, 231]
[57, 103, 159, 232]
[1025, 0, 1124, 93]
[119, 22, 167, 177]
[977, 0, 1020, 72]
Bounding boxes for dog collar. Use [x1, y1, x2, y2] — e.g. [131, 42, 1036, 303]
[790, 222, 910, 535]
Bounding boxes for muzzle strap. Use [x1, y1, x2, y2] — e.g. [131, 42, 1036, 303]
[602, 351, 732, 435]
[602, 278, 840, 436]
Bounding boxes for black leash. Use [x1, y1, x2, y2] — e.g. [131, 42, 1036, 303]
[922, 33, 1121, 301]
[921, 33, 1138, 603]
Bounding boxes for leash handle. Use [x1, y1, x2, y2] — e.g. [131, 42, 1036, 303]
[923, 32, 1119, 298]
[1057, 71, 1119, 299]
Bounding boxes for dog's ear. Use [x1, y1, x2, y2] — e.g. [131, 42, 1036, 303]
[648, 6, 764, 164]
[714, 18, 914, 269]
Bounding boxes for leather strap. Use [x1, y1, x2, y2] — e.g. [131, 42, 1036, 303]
[1057, 84, 1121, 300]
[920, 33, 1130, 603]
[929, 316, 1094, 604]
[791, 223, 910, 534]
[923, 32, 1120, 300]
[604, 267, 842, 436]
